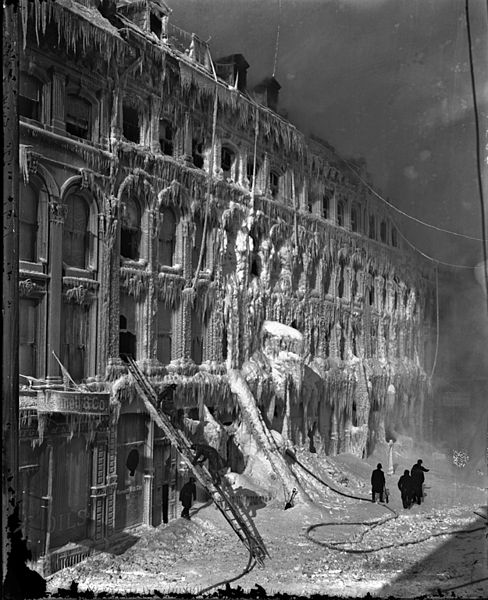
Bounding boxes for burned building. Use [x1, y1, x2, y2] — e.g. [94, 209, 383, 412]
[17, 0, 436, 574]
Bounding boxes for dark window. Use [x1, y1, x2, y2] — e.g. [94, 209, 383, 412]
[391, 227, 398, 247]
[368, 215, 376, 240]
[121, 199, 141, 260]
[192, 140, 204, 168]
[158, 208, 176, 266]
[191, 310, 203, 365]
[322, 193, 330, 219]
[338, 264, 344, 298]
[269, 171, 279, 198]
[61, 302, 90, 382]
[122, 105, 140, 143]
[150, 14, 162, 37]
[157, 304, 172, 364]
[369, 280, 375, 306]
[351, 206, 359, 232]
[221, 146, 235, 178]
[119, 312, 136, 360]
[126, 449, 140, 476]
[159, 119, 173, 155]
[63, 194, 89, 268]
[19, 299, 37, 378]
[337, 201, 345, 227]
[66, 95, 91, 140]
[380, 220, 387, 243]
[19, 74, 41, 121]
[19, 183, 38, 262]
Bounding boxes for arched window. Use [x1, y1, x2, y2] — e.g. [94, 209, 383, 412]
[322, 192, 331, 219]
[380, 220, 387, 243]
[337, 201, 345, 227]
[20, 74, 42, 121]
[63, 193, 89, 268]
[351, 205, 359, 232]
[121, 199, 141, 260]
[158, 208, 176, 266]
[368, 214, 376, 240]
[19, 183, 38, 262]
[66, 95, 92, 140]
[192, 139, 204, 168]
[157, 304, 172, 364]
[221, 145, 236, 179]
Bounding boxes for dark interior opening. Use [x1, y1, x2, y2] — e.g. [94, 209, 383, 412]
[122, 105, 140, 143]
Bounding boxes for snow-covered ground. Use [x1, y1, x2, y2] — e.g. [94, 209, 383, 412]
[46, 446, 487, 598]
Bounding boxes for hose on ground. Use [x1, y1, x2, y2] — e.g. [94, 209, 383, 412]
[287, 451, 485, 554]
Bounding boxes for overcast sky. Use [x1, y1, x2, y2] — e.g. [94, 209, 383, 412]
[170, 0, 488, 268]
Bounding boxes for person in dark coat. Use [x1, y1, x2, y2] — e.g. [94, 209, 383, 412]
[411, 459, 429, 504]
[192, 443, 226, 484]
[397, 469, 414, 509]
[371, 463, 386, 502]
[179, 477, 197, 519]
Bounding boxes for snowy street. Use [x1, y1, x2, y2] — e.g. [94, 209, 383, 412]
[46, 448, 488, 598]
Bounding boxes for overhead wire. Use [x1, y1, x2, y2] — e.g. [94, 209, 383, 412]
[465, 0, 488, 317]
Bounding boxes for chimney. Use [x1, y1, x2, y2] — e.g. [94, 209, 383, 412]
[214, 54, 249, 92]
[252, 76, 281, 112]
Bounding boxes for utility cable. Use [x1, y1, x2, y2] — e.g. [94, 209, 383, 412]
[465, 0, 488, 318]
[342, 158, 487, 243]
[196, 551, 256, 595]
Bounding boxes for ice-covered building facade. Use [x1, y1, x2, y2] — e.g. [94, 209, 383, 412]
[17, 0, 436, 573]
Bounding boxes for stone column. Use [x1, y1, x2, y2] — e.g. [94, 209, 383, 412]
[143, 419, 154, 526]
[173, 219, 192, 359]
[50, 70, 65, 134]
[329, 408, 338, 456]
[150, 95, 162, 154]
[46, 199, 65, 383]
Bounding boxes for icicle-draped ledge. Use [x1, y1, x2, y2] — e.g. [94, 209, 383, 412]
[120, 267, 150, 300]
[157, 272, 185, 308]
[20, 0, 125, 58]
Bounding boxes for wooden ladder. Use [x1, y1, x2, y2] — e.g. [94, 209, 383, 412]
[123, 356, 269, 566]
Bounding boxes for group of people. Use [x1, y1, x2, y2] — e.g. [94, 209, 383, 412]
[371, 459, 429, 508]
[398, 459, 430, 508]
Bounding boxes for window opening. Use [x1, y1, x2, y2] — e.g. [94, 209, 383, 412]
[191, 310, 204, 365]
[158, 208, 176, 266]
[338, 264, 344, 298]
[192, 218, 205, 270]
[19, 299, 38, 378]
[322, 192, 330, 219]
[391, 226, 398, 247]
[368, 214, 376, 240]
[19, 74, 41, 120]
[221, 146, 235, 179]
[119, 313, 136, 360]
[150, 14, 162, 38]
[159, 119, 173, 155]
[380, 220, 387, 243]
[66, 96, 91, 140]
[269, 171, 279, 198]
[121, 199, 141, 260]
[351, 206, 358, 232]
[247, 159, 260, 189]
[63, 194, 89, 268]
[192, 140, 204, 168]
[126, 449, 140, 476]
[157, 304, 172, 365]
[337, 201, 345, 227]
[122, 105, 140, 143]
[19, 184, 38, 262]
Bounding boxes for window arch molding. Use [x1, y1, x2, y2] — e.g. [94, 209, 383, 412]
[60, 176, 99, 272]
[19, 62, 50, 123]
[220, 139, 240, 182]
[65, 83, 100, 142]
